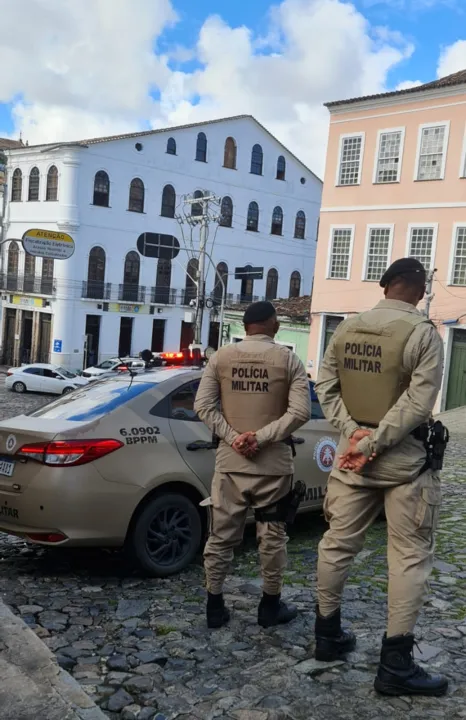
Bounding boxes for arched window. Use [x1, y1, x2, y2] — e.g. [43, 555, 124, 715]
[122, 251, 140, 302]
[246, 201, 259, 232]
[224, 137, 237, 169]
[214, 262, 228, 304]
[184, 258, 198, 305]
[46, 165, 58, 201]
[289, 271, 301, 298]
[87, 247, 106, 299]
[191, 190, 203, 217]
[271, 206, 283, 236]
[41, 258, 54, 295]
[128, 178, 144, 213]
[240, 265, 254, 304]
[250, 144, 263, 175]
[294, 210, 306, 239]
[28, 167, 40, 201]
[219, 196, 233, 227]
[161, 184, 176, 218]
[7, 241, 19, 290]
[11, 169, 22, 202]
[196, 132, 207, 162]
[93, 171, 110, 207]
[266, 268, 278, 300]
[24, 253, 36, 292]
[155, 258, 172, 304]
[166, 137, 176, 155]
[276, 155, 286, 181]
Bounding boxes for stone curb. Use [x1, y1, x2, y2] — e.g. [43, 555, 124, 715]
[0, 598, 107, 720]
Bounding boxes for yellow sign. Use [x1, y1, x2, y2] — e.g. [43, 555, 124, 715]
[12, 295, 43, 308]
[22, 228, 75, 260]
[108, 303, 149, 314]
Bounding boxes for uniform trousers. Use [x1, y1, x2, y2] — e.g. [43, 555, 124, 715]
[204, 471, 292, 595]
[317, 470, 442, 636]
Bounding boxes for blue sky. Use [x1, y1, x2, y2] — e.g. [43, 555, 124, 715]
[1, 0, 464, 174]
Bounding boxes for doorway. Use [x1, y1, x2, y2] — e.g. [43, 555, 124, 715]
[180, 321, 194, 350]
[446, 329, 466, 409]
[208, 321, 220, 350]
[37, 313, 52, 363]
[119, 317, 133, 357]
[20, 311, 33, 364]
[85, 315, 101, 367]
[151, 319, 166, 353]
[2, 308, 16, 365]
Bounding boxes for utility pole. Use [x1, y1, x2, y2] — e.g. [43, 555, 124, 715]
[181, 191, 221, 348]
[424, 267, 437, 319]
[195, 198, 208, 345]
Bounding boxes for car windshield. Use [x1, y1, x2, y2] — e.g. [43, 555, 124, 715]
[27, 378, 157, 421]
[56, 366, 76, 379]
[97, 360, 117, 369]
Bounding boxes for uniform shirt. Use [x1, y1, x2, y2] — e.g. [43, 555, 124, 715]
[315, 299, 444, 485]
[194, 334, 311, 475]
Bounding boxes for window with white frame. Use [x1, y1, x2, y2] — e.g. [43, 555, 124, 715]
[338, 135, 363, 185]
[365, 227, 392, 281]
[408, 227, 435, 270]
[328, 228, 353, 279]
[452, 227, 466, 286]
[417, 125, 447, 181]
[375, 130, 402, 183]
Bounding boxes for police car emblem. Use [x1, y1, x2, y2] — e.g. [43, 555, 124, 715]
[313, 437, 337, 472]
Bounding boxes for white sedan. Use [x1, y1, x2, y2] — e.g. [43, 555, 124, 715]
[5, 364, 89, 395]
[82, 357, 146, 380]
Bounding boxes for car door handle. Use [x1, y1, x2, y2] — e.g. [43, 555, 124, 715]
[291, 436, 305, 444]
[186, 441, 217, 451]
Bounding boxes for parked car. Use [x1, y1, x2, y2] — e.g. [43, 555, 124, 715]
[82, 358, 146, 380]
[0, 368, 338, 576]
[5, 364, 90, 395]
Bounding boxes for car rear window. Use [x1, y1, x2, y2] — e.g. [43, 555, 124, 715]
[27, 379, 156, 421]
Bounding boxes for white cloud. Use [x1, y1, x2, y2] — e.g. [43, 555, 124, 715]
[0, 0, 416, 175]
[395, 79, 423, 89]
[437, 40, 466, 78]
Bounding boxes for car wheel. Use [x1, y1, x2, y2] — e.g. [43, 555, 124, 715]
[62, 386, 74, 395]
[130, 493, 202, 577]
[12, 381, 26, 394]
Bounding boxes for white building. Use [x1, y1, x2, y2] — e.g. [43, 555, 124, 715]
[0, 115, 321, 369]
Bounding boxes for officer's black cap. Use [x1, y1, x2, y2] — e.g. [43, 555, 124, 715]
[243, 300, 277, 326]
[379, 258, 426, 288]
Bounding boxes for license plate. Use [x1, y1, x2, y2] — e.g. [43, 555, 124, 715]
[0, 458, 15, 477]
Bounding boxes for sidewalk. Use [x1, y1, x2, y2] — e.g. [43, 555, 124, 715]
[0, 599, 107, 720]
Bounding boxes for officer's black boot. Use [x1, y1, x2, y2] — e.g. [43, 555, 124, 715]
[374, 633, 448, 697]
[258, 592, 298, 628]
[206, 592, 230, 629]
[314, 605, 356, 661]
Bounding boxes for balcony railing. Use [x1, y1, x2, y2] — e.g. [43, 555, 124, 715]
[150, 287, 177, 305]
[0, 273, 56, 296]
[82, 280, 112, 300]
[118, 283, 146, 303]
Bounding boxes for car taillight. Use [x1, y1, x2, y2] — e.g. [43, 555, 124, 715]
[6, 372, 13, 377]
[27, 532, 68, 544]
[17, 439, 124, 467]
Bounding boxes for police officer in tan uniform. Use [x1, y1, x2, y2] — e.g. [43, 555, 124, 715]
[194, 301, 311, 629]
[314, 258, 448, 697]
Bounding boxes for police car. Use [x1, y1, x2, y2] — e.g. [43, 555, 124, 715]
[0, 367, 338, 577]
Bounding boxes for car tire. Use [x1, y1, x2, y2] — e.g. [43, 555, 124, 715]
[62, 387, 74, 395]
[12, 381, 26, 394]
[130, 493, 202, 577]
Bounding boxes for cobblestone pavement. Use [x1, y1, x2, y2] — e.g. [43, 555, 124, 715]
[0, 386, 465, 720]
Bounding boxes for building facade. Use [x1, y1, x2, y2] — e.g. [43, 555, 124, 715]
[223, 295, 311, 366]
[308, 69, 466, 412]
[0, 116, 321, 369]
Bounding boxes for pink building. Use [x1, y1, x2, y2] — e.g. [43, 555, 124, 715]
[308, 69, 466, 412]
